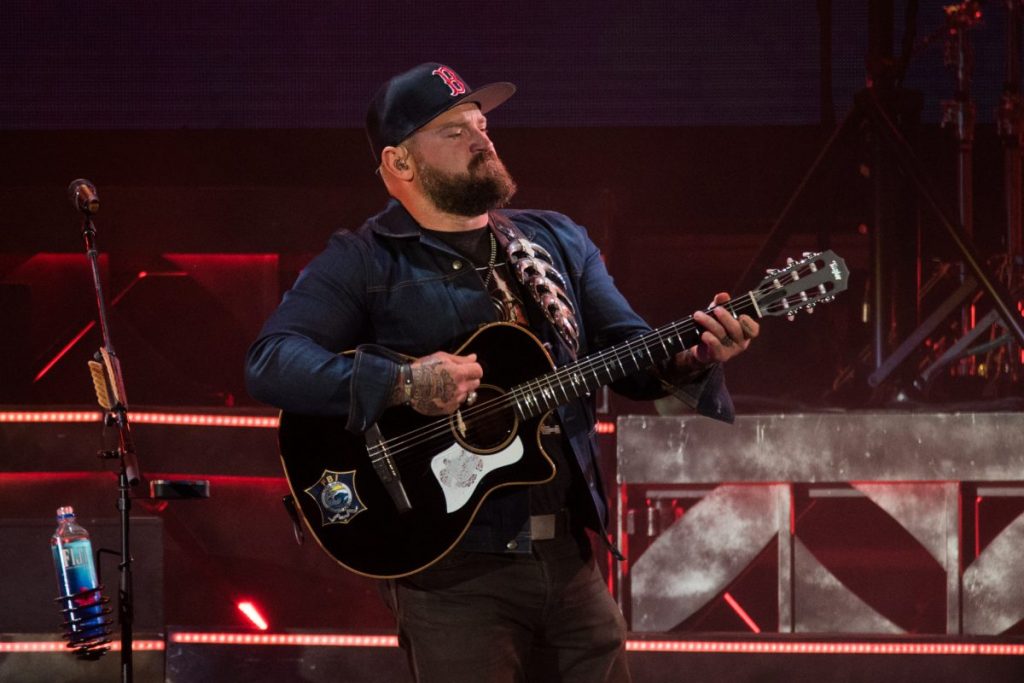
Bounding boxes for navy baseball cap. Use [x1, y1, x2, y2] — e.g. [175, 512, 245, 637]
[365, 62, 515, 165]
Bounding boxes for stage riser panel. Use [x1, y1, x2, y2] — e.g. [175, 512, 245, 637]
[617, 413, 1024, 636]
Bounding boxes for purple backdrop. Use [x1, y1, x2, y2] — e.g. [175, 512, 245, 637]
[0, 1, 1011, 129]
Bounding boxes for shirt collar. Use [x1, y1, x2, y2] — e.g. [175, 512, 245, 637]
[367, 199, 422, 238]
[367, 199, 536, 240]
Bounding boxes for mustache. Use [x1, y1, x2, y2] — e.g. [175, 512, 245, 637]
[469, 150, 499, 171]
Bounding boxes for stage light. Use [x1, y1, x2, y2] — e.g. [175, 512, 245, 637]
[723, 592, 761, 634]
[237, 602, 269, 631]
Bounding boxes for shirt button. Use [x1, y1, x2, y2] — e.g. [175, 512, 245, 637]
[452, 260, 463, 270]
[506, 540, 518, 550]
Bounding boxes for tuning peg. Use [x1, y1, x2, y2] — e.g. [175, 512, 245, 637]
[802, 251, 817, 259]
[765, 267, 778, 276]
[786, 313, 796, 322]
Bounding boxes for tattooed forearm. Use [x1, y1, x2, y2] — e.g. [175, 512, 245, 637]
[410, 361, 457, 413]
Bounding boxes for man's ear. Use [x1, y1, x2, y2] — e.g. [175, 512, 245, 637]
[381, 146, 413, 179]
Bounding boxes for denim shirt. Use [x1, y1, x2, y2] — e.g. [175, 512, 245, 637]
[246, 199, 734, 554]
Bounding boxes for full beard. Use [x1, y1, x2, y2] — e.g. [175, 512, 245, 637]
[417, 151, 518, 217]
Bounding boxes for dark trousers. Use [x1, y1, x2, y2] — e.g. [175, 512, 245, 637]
[382, 533, 631, 683]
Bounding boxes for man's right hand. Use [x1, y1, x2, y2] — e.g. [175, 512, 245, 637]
[401, 351, 483, 415]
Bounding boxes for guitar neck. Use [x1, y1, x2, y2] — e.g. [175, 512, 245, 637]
[509, 291, 760, 419]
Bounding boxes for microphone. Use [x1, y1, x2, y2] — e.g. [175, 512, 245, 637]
[67, 179, 100, 214]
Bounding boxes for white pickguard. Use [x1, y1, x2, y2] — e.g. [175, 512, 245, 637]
[430, 437, 524, 513]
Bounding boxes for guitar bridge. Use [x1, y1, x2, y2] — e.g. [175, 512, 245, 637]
[366, 423, 412, 513]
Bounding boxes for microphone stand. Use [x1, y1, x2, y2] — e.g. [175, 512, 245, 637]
[79, 205, 141, 683]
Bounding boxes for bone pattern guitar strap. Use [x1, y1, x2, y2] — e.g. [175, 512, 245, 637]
[489, 213, 580, 360]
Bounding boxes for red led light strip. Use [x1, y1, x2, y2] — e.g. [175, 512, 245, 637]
[33, 322, 96, 383]
[722, 592, 761, 634]
[0, 411, 103, 424]
[625, 641, 1024, 655]
[32, 270, 164, 384]
[0, 411, 613, 433]
[0, 640, 164, 653]
[975, 495, 983, 558]
[172, 633, 399, 648]
[4, 635, 1022, 656]
[0, 411, 278, 429]
[131, 412, 279, 428]
[168, 634, 1024, 655]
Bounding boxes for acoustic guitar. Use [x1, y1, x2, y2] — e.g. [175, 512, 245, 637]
[278, 251, 849, 578]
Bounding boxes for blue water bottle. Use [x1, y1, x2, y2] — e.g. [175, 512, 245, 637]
[51, 506, 110, 648]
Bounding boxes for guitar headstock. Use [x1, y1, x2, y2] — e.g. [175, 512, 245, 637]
[754, 251, 849, 320]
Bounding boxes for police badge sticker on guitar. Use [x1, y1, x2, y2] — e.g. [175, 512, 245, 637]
[278, 250, 850, 579]
[304, 469, 366, 525]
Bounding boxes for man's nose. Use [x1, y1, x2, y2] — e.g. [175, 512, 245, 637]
[469, 129, 494, 153]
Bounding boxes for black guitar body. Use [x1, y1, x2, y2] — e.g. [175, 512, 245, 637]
[278, 323, 558, 578]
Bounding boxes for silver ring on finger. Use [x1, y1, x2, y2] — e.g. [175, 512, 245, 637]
[465, 390, 478, 406]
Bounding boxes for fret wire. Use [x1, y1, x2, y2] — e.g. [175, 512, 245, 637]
[656, 327, 670, 357]
[565, 293, 760, 384]
[494, 289, 779, 422]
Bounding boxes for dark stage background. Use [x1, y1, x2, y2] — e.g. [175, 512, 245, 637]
[0, 1, 1009, 130]
[0, 0, 1017, 408]
[1, 3, 1023, 679]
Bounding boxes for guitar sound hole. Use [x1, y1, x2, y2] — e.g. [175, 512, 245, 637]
[451, 384, 518, 454]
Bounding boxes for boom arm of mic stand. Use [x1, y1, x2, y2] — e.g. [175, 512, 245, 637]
[81, 216, 142, 487]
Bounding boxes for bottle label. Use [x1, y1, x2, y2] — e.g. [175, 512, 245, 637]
[52, 538, 106, 637]
[53, 539, 99, 593]
[60, 541, 91, 570]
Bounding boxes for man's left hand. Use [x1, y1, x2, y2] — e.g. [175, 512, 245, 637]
[688, 292, 759, 365]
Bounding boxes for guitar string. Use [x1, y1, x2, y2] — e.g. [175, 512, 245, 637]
[369, 267, 827, 463]
[370, 278, 808, 463]
[372, 299, 763, 463]
[368, 299, 756, 463]
[370, 277, 815, 463]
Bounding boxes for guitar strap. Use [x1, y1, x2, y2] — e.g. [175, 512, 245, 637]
[489, 213, 580, 360]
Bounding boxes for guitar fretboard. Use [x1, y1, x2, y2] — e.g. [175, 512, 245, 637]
[508, 293, 759, 419]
